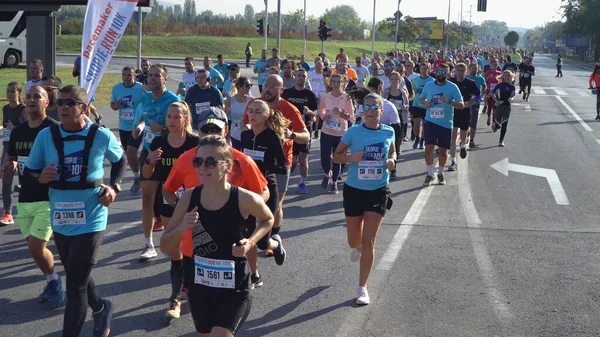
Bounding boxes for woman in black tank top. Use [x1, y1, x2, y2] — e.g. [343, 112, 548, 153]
[160, 135, 274, 336]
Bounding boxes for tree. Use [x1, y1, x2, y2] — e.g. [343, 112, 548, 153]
[183, 0, 196, 24]
[562, 0, 600, 61]
[481, 20, 509, 40]
[244, 5, 254, 23]
[323, 5, 367, 39]
[504, 31, 519, 47]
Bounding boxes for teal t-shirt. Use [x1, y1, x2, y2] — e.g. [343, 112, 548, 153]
[422, 81, 463, 129]
[341, 124, 395, 191]
[254, 60, 269, 86]
[412, 76, 435, 108]
[111, 82, 143, 131]
[213, 63, 230, 89]
[207, 67, 225, 89]
[133, 90, 181, 151]
[466, 74, 486, 103]
[26, 124, 123, 236]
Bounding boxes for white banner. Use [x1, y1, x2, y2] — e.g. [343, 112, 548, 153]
[80, 0, 138, 103]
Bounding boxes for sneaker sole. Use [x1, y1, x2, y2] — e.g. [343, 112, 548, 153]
[271, 235, 286, 265]
[98, 300, 114, 337]
[252, 281, 264, 289]
[138, 255, 157, 262]
[356, 299, 370, 305]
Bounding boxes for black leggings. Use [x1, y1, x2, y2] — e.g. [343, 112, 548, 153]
[54, 231, 105, 337]
[500, 122, 508, 142]
[1, 146, 15, 213]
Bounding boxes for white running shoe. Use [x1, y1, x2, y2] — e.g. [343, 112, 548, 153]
[350, 248, 361, 262]
[138, 244, 157, 262]
[356, 286, 370, 305]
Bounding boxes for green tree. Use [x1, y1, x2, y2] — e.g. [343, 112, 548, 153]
[481, 20, 509, 40]
[244, 4, 255, 23]
[562, 0, 600, 61]
[323, 5, 367, 39]
[504, 31, 519, 47]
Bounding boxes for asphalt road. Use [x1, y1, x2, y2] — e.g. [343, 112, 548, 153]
[1, 54, 600, 337]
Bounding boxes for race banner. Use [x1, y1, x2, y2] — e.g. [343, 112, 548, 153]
[80, 0, 138, 103]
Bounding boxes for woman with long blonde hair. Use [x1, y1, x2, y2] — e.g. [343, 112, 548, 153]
[224, 76, 253, 149]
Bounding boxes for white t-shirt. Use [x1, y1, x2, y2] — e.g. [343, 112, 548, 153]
[377, 74, 390, 91]
[182, 71, 197, 92]
[408, 73, 419, 83]
[314, 82, 326, 100]
[26, 79, 42, 93]
[362, 57, 371, 68]
[308, 70, 324, 95]
[352, 65, 370, 87]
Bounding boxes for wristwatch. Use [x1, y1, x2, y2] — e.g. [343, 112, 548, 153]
[290, 132, 297, 140]
[111, 183, 122, 194]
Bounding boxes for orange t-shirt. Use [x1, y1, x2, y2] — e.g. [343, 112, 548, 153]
[163, 146, 268, 257]
[332, 68, 358, 81]
[243, 97, 306, 167]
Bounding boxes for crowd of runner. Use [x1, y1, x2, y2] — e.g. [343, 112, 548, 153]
[4, 46, 597, 337]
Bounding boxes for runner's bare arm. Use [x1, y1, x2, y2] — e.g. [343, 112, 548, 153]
[160, 189, 194, 253]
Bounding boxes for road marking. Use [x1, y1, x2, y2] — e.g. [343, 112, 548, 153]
[554, 95, 593, 132]
[577, 91, 591, 97]
[596, 139, 600, 146]
[459, 155, 512, 324]
[104, 220, 142, 239]
[533, 88, 546, 95]
[490, 158, 569, 205]
[551, 87, 568, 96]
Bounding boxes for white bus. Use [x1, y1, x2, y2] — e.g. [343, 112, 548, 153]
[0, 11, 26, 68]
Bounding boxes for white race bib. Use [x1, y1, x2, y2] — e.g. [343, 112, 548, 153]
[524, 73, 530, 78]
[394, 100, 403, 111]
[3, 129, 11, 142]
[53, 202, 87, 226]
[326, 118, 342, 131]
[231, 120, 242, 141]
[430, 107, 445, 119]
[143, 126, 158, 144]
[121, 108, 134, 121]
[194, 256, 235, 289]
[17, 156, 28, 175]
[195, 102, 210, 115]
[243, 148, 265, 162]
[358, 160, 384, 180]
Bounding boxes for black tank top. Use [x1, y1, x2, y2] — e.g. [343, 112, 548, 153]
[387, 92, 404, 114]
[188, 185, 249, 291]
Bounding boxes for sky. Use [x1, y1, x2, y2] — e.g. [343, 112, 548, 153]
[163, 0, 564, 29]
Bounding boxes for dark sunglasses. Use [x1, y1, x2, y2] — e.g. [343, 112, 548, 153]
[362, 104, 379, 111]
[192, 156, 225, 169]
[437, 70, 448, 75]
[240, 83, 253, 88]
[56, 98, 84, 107]
[200, 125, 223, 134]
[384, 64, 394, 68]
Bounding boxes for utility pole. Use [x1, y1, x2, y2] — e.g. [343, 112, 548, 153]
[446, 0, 451, 50]
[137, 6, 142, 71]
[263, 0, 268, 50]
[276, 0, 281, 51]
[394, 0, 401, 51]
[460, 0, 463, 48]
[303, 0, 307, 56]
[371, 0, 376, 58]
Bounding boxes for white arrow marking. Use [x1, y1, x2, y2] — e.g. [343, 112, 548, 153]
[554, 95, 593, 132]
[490, 158, 569, 205]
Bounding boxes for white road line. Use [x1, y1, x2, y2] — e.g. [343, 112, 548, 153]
[104, 220, 142, 239]
[577, 91, 591, 97]
[554, 95, 593, 132]
[533, 88, 546, 95]
[524, 104, 531, 112]
[596, 139, 600, 146]
[551, 87, 568, 96]
[459, 157, 513, 324]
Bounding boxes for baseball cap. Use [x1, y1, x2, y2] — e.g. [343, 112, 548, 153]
[227, 63, 240, 70]
[197, 107, 227, 130]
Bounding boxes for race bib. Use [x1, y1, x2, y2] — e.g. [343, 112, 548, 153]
[259, 71, 268, 82]
[143, 126, 161, 145]
[524, 73, 530, 78]
[3, 129, 11, 142]
[326, 118, 342, 131]
[231, 120, 242, 140]
[121, 108, 134, 121]
[243, 148, 265, 162]
[358, 160, 384, 180]
[17, 156, 28, 175]
[195, 102, 210, 115]
[394, 100, 404, 111]
[194, 256, 235, 289]
[430, 107, 445, 119]
[53, 202, 86, 226]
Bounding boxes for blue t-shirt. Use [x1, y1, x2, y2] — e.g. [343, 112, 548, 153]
[26, 124, 123, 236]
[111, 82, 143, 131]
[206, 67, 225, 89]
[412, 76, 435, 108]
[134, 90, 181, 151]
[341, 124, 395, 191]
[213, 63, 230, 89]
[254, 60, 269, 86]
[466, 74, 486, 103]
[184, 84, 224, 130]
[422, 81, 463, 129]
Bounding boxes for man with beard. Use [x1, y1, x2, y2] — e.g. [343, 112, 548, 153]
[136, 58, 152, 92]
[254, 49, 270, 94]
[2, 86, 62, 306]
[243, 75, 310, 245]
[185, 69, 224, 131]
[419, 63, 464, 187]
[177, 56, 197, 98]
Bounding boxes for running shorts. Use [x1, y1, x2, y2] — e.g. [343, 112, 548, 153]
[410, 106, 426, 119]
[423, 121, 452, 149]
[118, 129, 142, 151]
[469, 104, 480, 129]
[343, 184, 392, 217]
[16, 201, 52, 241]
[453, 109, 471, 131]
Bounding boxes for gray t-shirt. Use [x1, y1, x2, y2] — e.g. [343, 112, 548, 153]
[282, 76, 296, 89]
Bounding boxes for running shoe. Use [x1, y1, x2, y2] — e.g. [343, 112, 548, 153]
[390, 170, 397, 179]
[0, 210, 14, 226]
[271, 234, 286, 265]
[314, 130, 319, 139]
[469, 140, 476, 148]
[153, 218, 164, 232]
[460, 146, 467, 159]
[487, 116, 491, 126]
[413, 137, 419, 149]
[522, 92, 526, 100]
[330, 182, 339, 195]
[403, 137, 409, 142]
[265, 248, 274, 257]
[251, 274, 263, 289]
[499, 141, 505, 147]
[423, 175, 435, 187]
[138, 244, 157, 262]
[350, 248, 361, 262]
[130, 177, 141, 193]
[13, 184, 20, 193]
[39, 277, 64, 307]
[356, 286, 370, 305]
[92, 299, 114, 337]
[448, 162, 457, 171]
[165, 299, 181, 319]
[321, 173, 330, 189]
[492, 123, 498, 133]
[437, 174, 446, 185]
[298, 182, 308, 194]
[419, 140, 425, 149]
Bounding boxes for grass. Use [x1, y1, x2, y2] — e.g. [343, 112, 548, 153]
[0, 67, 121, 110]
[56, 35, 420, 60]
[563, 55, 599, 66]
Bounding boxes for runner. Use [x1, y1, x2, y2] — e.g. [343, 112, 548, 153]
[590, 65, 600, 119]
[214, 54, 230, 95]
[143, 101, 198, 319]
[411, 62, 435, 150]
[419, 63, 464, 186]
[384, 72, 409, 160]
[3, 86, 62, 307]
[308, 58, 325, 92]
[353, 56, 370, 88]
[185, 69, 225, 131]
[518, 56, 535, 101]
[282, 68, 318, 194]
[27, 85, 125, 337]
[281, 59, 297, 89]
[1, 82, 26, 226]
[223, 63, 241, 99]
[225, 77, 254, 149]
[483, 59, 502, 126]
[161, 107, 275, 292]
[333, 92, 396, 305]
[312, 66, 332, 139]
[466, 63, 487, 148]
[254, 49, 270, 94]
[40, 75, 62, 121]
[133, 64, 181, 261]
[267, 48, 283, 68]
[449, 63, 481, 170]
[491, 70, 516, 147]
[110, 66, 144, 193]
[161, 135, 273, 337]
[26, 59, 44, 93]
[177, 56, 197, 98]
[136, 58, 151, 92]
[203, 57, 225, 89]
[299, 55, 311, 72]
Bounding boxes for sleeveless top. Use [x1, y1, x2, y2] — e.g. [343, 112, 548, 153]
[188, 185, 249, 291]
[230, 95, 253, 141]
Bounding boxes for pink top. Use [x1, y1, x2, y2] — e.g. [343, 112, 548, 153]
[317, 91, 355, 137]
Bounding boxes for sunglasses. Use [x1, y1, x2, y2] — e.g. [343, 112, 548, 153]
[362, 104, 379, 111]
[437, 70, 448, 75]
[200, 125, 223, 134]
[240, 83, 253, 88]
[384, 65, 394, 68]
[56, 98, 84, 107]
[192, 156, 226, 169]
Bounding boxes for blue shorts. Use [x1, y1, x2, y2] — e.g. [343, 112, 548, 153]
[424, 121, 451, 149]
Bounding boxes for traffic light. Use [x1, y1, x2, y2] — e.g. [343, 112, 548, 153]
[257, 18, 264, 36]
[477, 0, 487, 12]
[318, 20, 333, 41]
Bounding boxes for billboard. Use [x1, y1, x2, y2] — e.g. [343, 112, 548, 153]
[566, 33, 590, 48]
[414, 19, 445, 40]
